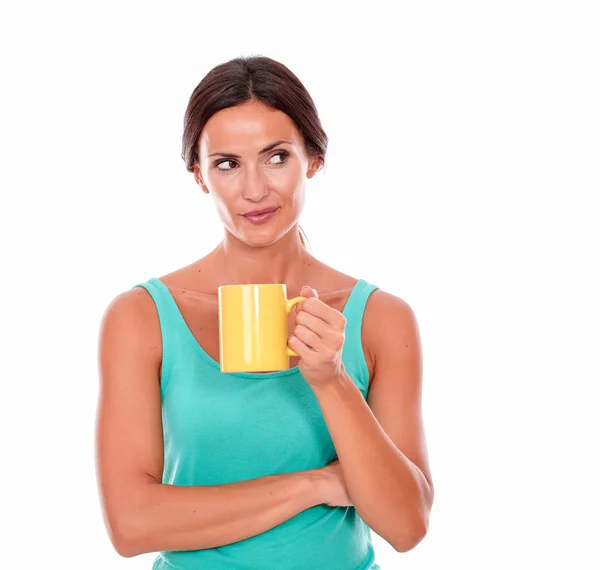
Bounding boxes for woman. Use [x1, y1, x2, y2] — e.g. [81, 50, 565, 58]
[96, 55, 434, 570]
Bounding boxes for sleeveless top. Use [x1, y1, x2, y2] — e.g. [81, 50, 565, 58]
[133, 277, 382, 570]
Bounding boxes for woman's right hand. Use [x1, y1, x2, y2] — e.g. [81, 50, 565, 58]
[315, 459, 353, 507]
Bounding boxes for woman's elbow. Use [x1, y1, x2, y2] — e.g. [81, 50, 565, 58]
[105, 509, 146, 558]
[393, 515, 430, 552]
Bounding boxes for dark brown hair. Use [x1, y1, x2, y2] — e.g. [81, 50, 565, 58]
[181, 55, 328, 251]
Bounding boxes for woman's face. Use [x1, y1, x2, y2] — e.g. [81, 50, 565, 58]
[193, 100, 320, 246]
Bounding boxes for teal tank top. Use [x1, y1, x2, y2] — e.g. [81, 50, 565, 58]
[133, 277, 382, 570]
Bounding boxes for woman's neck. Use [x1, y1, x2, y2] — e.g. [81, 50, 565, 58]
[207, 231, 317, 289]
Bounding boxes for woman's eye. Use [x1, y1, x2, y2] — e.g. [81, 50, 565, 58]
[215, 159, 237, 171]
[269, 151, 289, 165]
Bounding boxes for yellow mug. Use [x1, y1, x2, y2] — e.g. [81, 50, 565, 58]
[218, 283, 306, 373]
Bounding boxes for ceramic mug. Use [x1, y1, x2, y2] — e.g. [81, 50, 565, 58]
[218, 283, 306, 373]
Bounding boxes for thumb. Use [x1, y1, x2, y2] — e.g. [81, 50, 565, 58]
[301, 285, 319, 299]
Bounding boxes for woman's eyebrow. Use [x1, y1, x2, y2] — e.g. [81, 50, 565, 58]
[207, 140, 292, 158]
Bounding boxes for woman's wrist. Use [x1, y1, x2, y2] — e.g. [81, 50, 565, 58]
[301, 468, 329, 508]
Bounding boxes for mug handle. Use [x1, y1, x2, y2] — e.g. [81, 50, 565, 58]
[285, 296, 306, 357]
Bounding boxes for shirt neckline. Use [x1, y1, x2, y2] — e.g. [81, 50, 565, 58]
[151, 277, 366, 379]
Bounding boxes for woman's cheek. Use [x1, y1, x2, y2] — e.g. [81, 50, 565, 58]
[268, 165, 298, 190]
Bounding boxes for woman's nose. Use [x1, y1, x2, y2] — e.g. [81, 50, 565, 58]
[241, 166, 269, 201]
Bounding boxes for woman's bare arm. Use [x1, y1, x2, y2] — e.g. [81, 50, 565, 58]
[95, 288, 325, 558]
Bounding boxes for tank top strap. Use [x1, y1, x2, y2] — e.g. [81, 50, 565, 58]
[131, 277, 186, 388]
[341, 279, 380, 395]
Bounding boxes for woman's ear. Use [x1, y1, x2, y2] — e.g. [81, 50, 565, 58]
[306, 156, 322, 179]
[193, 164, 210, 194]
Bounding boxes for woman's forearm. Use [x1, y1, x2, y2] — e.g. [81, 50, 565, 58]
[112, 470, 323, 557]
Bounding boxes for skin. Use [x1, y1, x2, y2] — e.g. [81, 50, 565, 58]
[96, 98, 433, 555]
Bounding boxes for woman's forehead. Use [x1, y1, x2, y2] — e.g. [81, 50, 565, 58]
[200, 102, 301, 153]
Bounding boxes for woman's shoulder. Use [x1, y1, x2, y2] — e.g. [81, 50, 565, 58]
[155, 258, 216, 293]
[306, 262, 359, 293]
[99, 285, 163, 371]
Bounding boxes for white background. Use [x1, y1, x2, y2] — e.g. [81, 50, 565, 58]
[1, 1, 599, 568]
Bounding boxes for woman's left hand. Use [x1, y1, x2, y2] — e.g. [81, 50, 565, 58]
[289, 286, 347, 389]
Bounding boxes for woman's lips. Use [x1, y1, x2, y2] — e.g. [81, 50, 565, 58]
[242, 208, 279, 224]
